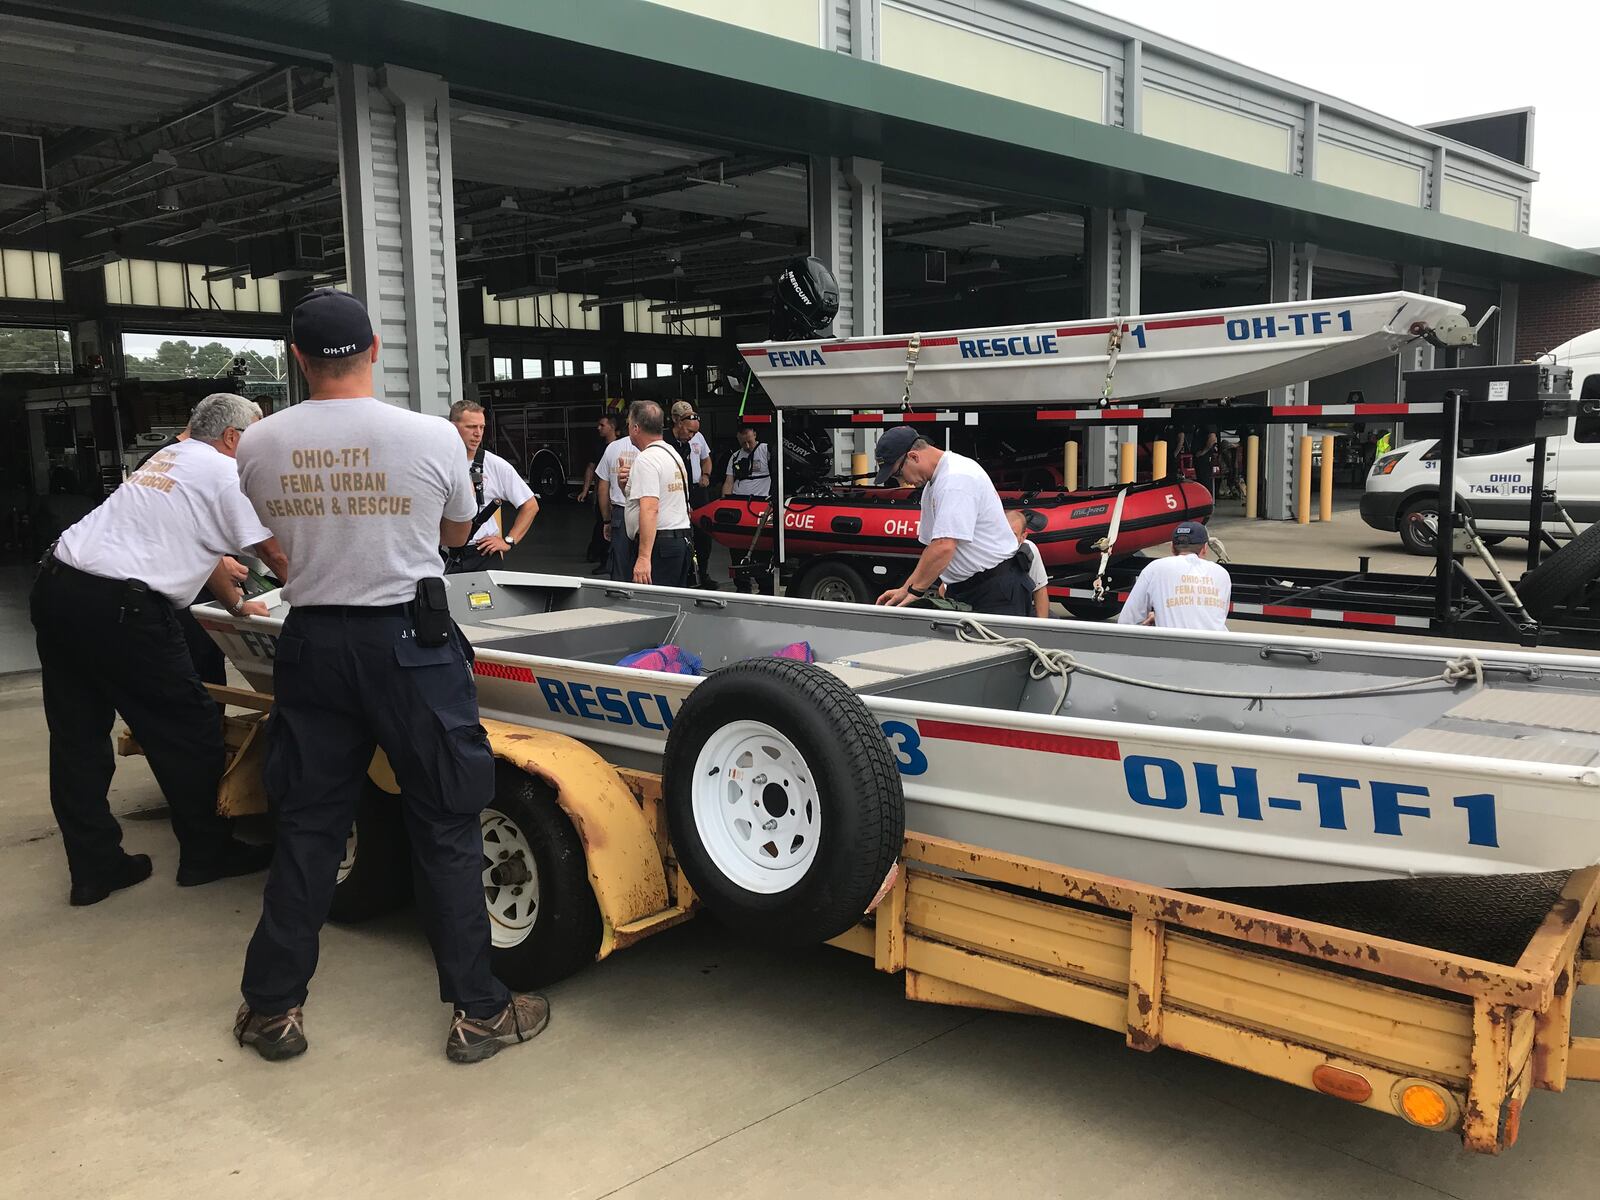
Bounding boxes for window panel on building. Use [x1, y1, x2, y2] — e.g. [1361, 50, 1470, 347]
[522, 358, 543, 379]
[493, 357, 513, 381]
[554, 359, 574, 377]
[583, 360, 602, 375]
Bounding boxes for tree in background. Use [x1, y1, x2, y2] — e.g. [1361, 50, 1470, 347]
[0, 327, 71, 373]
[123, 338, 286, 382]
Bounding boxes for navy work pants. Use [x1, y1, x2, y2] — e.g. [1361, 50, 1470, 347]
[30, 559, 234, 884]
[606, 508, 632, 581]
[946, 555, 1033, 617]
[240, 607, 509, 1019]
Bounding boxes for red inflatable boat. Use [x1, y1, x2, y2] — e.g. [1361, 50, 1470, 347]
[697, 478, 1213, 569]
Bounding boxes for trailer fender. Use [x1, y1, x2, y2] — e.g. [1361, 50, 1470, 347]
[480, 719, 671, 959]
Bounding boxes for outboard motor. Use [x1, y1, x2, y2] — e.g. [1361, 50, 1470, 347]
[770, 256, 839, 342]
[780, 427, 835, 490]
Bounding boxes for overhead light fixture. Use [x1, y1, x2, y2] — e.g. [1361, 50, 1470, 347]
[0, 32, 82, 53]
[458, 112, 519, 130]
[673, 265, 685, 278]
[151, 149, 178, 168]
[565, 132, 618, 147]
[499, 195, 519, 211]
[646, 147, 697, 161]
[140, 56, 229, 77]
[65, 251, 123, 272]
[200, 217, 220, 234]
[987, 257, 1001, 271]
[619, 210, 638, 228]
[738, 230, 754, 240]
[156, 186, 182, 212]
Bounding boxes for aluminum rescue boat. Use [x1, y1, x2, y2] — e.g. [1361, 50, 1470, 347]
[741, 292, 1468, 410]
[697, 479, 1213, 568]
[202, 573, 1600, 891]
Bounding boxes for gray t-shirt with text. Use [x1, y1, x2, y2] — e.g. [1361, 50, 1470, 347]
[237, 397, 475, 607]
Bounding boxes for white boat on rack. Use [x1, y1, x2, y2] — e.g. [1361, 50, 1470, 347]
[202, 573, 1600, 893]
[741, 291, 1468, 410]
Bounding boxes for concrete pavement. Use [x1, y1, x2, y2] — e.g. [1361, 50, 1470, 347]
[3, 505, 1598, 1198]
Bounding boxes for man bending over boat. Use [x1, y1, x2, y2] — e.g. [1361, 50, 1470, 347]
[1116, 521, 1231, 631]
[872, 425, 1032, 616]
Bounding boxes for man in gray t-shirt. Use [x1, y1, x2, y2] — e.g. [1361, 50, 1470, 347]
[232, 289, 548, 1066]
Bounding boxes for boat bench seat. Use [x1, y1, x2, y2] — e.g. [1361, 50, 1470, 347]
[813, 637, 1025, 693]
[469, 606, 680, 663]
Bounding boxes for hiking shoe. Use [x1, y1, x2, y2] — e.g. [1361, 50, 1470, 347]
[234, 1004, 307, 1062]
[445, 993, 549, 1064]
[69, 853, 153, 907]
[177, 839, 273, 887]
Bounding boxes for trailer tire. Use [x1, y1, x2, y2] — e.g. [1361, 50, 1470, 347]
[664, 659, 904, 945]
[328, 780, 413, 924]
[789, 559, 871, 604]
[481, 763, 602, 989]
[1398, 496, 1439, 556]
[530, 450, 566, 503]
[1517, 521, 1600, 618]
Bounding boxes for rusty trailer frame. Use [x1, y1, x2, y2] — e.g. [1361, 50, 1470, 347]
[825, 835, 1600, 1154]
[143, 689, 1599, 1155]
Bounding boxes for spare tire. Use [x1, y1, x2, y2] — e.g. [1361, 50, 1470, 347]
[1518, 521, 1600, 618]
[663, 659, 903, 944]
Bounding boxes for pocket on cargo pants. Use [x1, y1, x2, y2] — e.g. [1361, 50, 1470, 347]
[392, 638, 494, 814]
[430, 701, 495, 815]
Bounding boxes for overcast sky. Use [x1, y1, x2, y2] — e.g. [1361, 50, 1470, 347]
[1088, 0, 1599, 249]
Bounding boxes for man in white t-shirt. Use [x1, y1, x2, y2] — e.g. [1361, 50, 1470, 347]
[233, 288, 546, 1065]
[625, 399, 693, 587]
[872, 426, 1031, 616]
[32, 392, 288, 907]
[1117, 521, 1231, 631]
[595, 425, 639, 581]
[442, 400, 540, 574]
[724, 426, 771, 498]
[1007, 509, 1051, 619]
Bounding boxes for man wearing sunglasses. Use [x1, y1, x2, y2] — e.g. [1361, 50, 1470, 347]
[871, 425, 1032, 616]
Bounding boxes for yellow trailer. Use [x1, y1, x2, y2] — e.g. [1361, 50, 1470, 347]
[137, 685, 1599, 1156]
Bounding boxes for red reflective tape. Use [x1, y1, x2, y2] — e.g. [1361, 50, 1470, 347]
[817, 336, 959, 353]
[1260, 604, 1314, 619]
[474, 661, 535, 683]
[1351, 403, 1411, 416]
[1037, 409, 1146, 422]
[739, 347, 766, 357]
[920, 718, 1121, 761]
[1055, 323, 1117, 338]
[1144, 314, 1226, 331]
[744, 414, 772, 423]
[1343, 611, 1398, 627]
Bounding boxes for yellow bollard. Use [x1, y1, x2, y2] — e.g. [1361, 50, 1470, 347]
[1245, 435, 1259, 518]
[1319, 435, 1335, 523]
[1064, 441, 1079, 492]
[850, 452, 870, 486]
[1151, 440, 1168, 480]
[1296, 435, 1313, 524]
[1119, 440, 1136, 485]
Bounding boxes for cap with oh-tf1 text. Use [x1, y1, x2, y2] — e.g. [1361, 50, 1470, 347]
[291, 288, 374, 359]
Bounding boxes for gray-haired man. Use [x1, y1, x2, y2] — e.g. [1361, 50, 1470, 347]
[32, 392, 289, 907]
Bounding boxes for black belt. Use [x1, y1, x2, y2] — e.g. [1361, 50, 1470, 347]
[293, 603, 411, 619]
[945, 547, 1028, 593]
[40, 554, 172, 618]
[653, 528, 691, 541]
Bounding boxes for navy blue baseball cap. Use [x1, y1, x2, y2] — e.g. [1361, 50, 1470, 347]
[873, 425, 921, 485]
[1171, 521, 1208, 546]
[291, 288, 374, 359]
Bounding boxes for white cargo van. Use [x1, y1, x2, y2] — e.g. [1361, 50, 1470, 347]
[1362, 329, 1600, 553]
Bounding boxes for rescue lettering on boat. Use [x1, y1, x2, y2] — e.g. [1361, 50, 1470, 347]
[1225, 310, 1354, 341]
[1125, 754, 1498, 847]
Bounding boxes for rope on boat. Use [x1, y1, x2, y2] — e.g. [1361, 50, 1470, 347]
[954, 618, 1485, 716]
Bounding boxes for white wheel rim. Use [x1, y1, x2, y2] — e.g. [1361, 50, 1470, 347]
[481, 808, 540, 948]
[336, 826, 357, 885]
[691, 720, 821, 894]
